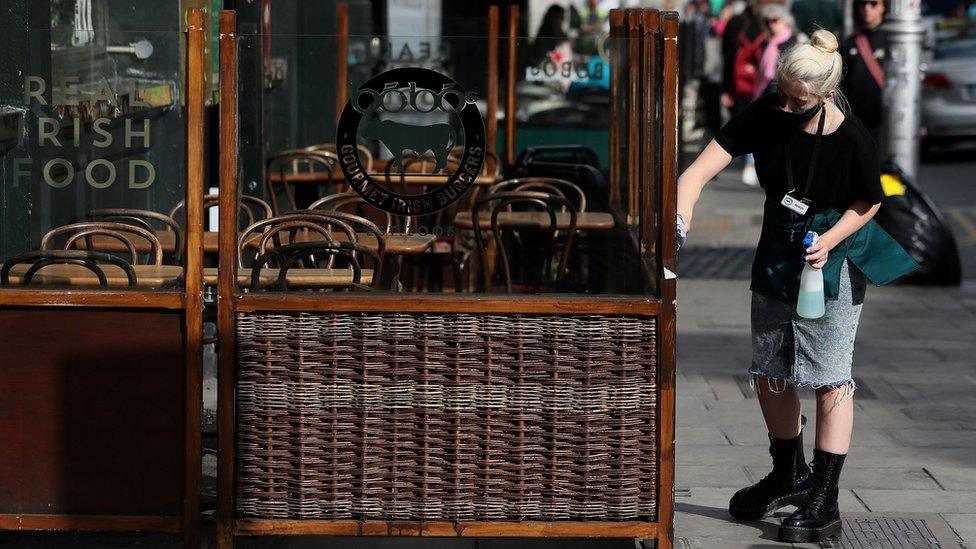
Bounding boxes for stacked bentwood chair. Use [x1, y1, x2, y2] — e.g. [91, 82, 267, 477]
[236, 211, 385, 292]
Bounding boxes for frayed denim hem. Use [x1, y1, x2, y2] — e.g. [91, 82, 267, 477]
[747, 372, 857, 409]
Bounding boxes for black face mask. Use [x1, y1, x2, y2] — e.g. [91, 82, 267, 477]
[768, 96, 824, 127]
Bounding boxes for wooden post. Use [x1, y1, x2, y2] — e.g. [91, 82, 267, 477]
[608, 9, 624, 209]
[217, 10, 239, 549]
[641, 10, 661, 280]
[656, 12, 680, 549]
[504, 4, 519, 166]
[487, 6, 499, 155]
[336, 3, 349, 122]
[626, 10, 641, 225]
[183, 8, 206, 549]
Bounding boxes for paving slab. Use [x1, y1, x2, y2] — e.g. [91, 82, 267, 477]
[888, 428, 976, 447]
[854, 489, 976, 513]
[677, 465, 752, 488]
[925, 466, 976, 490]
[743, 466, 942, 491]
[721, 425, 895, 447]
[941, 513, 976, 546]
[675, 426, 732, 445]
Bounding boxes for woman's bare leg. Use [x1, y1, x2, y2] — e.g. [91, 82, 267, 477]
[754, 375, 803, 439]
[814, 382, 855, 454]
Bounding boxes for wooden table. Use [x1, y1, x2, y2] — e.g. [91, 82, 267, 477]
[453, 211, 617, 231]
[4, 264, 184, 288]
[240, 231, 433, 255]
[270, 172, 501, 186]
[82, 231, 435, 255]
[203, 268, 372, 289]
[2, 263, 368, 289]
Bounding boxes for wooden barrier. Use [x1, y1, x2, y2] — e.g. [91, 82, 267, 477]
[217, 9, 679, 549]
[0, 8, 208, 548]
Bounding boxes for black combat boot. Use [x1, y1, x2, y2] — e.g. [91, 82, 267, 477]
[728, 431, 811, 521]
[778, 448, 846, 543]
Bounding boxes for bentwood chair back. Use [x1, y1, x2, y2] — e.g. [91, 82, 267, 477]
[309, 193, 394, 235]
[266, 149, 338, 214]
[452, 146, 502, 177]
[305, 143, 374, 172]
[237, 213, 358, 267]
[170, 194, 273, 231]
[471, 191, 577, 294]
[42, 221, 164, 266]
[1, 250, 138, 287]
[489, 177, 587, 212]
[387, 154, 462, 230]
[249, 240, 381, 292]
[304, 209, 387, 286]
[85, 209, 183, 264]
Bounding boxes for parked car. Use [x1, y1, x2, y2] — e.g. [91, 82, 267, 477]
[921, 38, 976, 150]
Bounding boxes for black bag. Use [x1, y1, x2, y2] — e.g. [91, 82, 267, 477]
[874, 163, 962, 285]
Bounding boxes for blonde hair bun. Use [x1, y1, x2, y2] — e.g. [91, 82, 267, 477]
[810, 29, 839, 54]
[776, 29, 844, 98]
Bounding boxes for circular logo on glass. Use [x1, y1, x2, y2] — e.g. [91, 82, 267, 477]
[336, 67, 486, 216]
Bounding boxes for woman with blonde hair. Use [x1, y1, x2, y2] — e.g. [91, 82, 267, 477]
[676, 30, 917, 543]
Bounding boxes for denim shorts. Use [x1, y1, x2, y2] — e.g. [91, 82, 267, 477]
[749, 258, 864, 399]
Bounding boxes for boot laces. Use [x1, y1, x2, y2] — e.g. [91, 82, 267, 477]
[799, 457, 832, 513]
[754, 447, 796, 492]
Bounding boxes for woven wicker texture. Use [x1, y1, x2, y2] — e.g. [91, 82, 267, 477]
[236, 313, 657, 522]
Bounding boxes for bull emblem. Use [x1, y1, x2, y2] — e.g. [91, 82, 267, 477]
[359, 118, 456, 174]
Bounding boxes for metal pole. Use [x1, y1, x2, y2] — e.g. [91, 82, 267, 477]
[883, 0, 925, 180]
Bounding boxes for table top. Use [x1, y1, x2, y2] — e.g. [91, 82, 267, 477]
[3, 263, 369, 289]
[453, 211, 616, 231]
[270, 172, 500, 186]
[81, 230, 435, 255]
[202, 268, 372, 289]
[4, 264, 183, 288]
[241, 231, 433, 255]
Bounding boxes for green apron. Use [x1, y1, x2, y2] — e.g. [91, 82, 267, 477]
[751, 199, 920, 302]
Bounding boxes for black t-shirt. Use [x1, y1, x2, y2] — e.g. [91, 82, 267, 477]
[714, 93, 884, 213]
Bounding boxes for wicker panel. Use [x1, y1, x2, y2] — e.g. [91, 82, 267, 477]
[236, 313, 658, 522]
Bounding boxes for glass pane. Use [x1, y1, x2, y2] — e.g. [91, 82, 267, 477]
[233, 5, 655, 296]
[1, 13, 191, 292]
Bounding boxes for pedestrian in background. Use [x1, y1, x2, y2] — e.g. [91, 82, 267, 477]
[721, 0, 771, 186]
[753, 4, 798, 100]
[791, 0, 843, 38]
[713, 1, 735, 36]
[676, 30, 918, 543]
[841, 0, 887, 143]
[526, 5, 571, 70]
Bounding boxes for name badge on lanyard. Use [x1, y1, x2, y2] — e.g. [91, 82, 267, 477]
[781, 193, 810, 215]
[780, 105, 826, 218]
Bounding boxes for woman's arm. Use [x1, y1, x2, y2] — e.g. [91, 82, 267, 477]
[677, 139, 734, 233]
[803, 199, 881, 268]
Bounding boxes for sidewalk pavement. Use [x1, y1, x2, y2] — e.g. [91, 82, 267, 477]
[674, 169, 976, 548]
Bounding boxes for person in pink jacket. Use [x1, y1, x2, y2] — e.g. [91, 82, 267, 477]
[753, 4, 798, 100]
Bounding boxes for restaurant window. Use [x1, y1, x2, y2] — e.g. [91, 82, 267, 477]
[0, 0, 199, 293]
[234, 3, 658, 297]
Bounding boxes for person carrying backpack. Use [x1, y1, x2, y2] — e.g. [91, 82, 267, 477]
[841, 0, 887, 143]
[722, 0, 774, 185]
[722, 0, 768, 114]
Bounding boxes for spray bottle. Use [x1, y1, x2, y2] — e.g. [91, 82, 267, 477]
[796, 231, 826, 319]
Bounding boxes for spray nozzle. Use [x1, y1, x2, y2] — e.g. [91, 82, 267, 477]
[802, 231, 818, 248]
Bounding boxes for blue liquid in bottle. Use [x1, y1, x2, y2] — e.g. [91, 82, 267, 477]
[796, 231, 826, 319]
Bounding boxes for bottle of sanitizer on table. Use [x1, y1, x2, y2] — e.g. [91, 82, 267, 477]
[796, 231, 826, 319]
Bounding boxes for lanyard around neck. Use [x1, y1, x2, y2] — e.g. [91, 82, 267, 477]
[784, 105, 827, 203]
